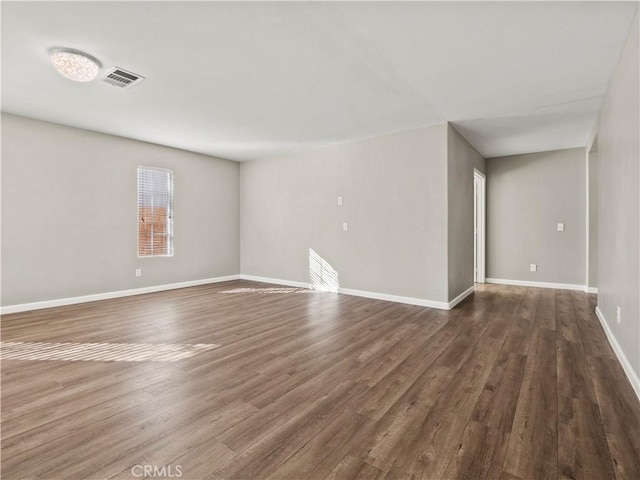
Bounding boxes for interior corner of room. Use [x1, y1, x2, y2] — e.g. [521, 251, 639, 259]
[2, 5, 639, 392]
[1, 2, 639, 478]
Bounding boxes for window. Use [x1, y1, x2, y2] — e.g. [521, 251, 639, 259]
[137, 166, 173, 257]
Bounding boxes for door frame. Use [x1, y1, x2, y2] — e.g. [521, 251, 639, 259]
[474, 169, 486, 283]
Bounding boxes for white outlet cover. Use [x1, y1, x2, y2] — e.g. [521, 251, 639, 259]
[343, 222, 349, 231]
[337, 196, 343, 206]
[530, 264, 537, 272]
[557, 223, 565, 231]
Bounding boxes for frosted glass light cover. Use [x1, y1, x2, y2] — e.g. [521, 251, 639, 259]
[50, 50, 100, 82]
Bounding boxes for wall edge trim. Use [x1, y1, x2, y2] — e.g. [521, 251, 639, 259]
[485, 278, 590, 292]
[448, 286, 475, 309]
[0, 275, 241, 315]
[595, 306, 640, 402]
[239, 274, 457, 310]
[238, 275, 312, 289]
[338, 287, 451, 310]
[1, 274, 465, 314]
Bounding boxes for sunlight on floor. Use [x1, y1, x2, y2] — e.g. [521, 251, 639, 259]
[219, 287, 311, 294]
[0, 341, 219, 362]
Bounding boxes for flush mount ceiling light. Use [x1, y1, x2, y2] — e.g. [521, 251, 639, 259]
[50, 49, 101, 82]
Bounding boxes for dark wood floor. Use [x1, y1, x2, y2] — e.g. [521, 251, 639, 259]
[1, 281, 639, 479]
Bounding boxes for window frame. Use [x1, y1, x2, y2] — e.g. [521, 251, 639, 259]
[137, 165, 174, 258]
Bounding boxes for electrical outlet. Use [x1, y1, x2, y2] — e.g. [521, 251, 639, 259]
[343, 222, 349, 232]
[530, 264, 537, 272]
[136, 269, 142, 277]
[617, 306, 621, 324]
[337, 196, 343, 206]
[557, 223, 565, 232]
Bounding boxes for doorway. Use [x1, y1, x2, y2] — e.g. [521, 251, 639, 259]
[474, 169, 486, 283]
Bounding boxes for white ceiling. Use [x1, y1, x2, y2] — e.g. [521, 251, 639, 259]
[2, 1, 637, 161]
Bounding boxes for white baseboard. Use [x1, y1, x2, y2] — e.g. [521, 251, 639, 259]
[238, 274, 311, 289]
[332, 286, 472, 310]
[586, 287, 599, 294]
[0, 275, 241, 315]
[240, 274, 450, 309]
[241, 275, 471, 311]
[448, 286, 475, 309]
[338, 287, 451, 310]
[486, 278, 590, 292]
[1, 272, 474, 315]
[595, 306, 640, 402]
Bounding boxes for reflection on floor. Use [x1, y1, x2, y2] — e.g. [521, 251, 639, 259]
[1, 280, 638, 480]
[1, 341, 219, 362]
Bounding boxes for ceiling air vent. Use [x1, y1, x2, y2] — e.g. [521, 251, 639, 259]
[102, 67, 144, 88]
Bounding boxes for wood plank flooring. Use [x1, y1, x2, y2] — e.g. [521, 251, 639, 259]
[1, 281, 638, 479]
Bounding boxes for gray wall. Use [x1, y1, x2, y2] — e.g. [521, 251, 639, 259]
[486, 148, 586, 285]
[596, 12, 639, 382]
[241, 124, 450, 302]
[1, 113, 240, 306]
[447, 125, 485, 299]
[588, 148, 599, 289]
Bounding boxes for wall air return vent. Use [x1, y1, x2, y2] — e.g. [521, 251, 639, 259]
[102, 67, 144, 88]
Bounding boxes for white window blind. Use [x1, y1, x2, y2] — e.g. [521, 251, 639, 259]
[137, 166, 174, 257]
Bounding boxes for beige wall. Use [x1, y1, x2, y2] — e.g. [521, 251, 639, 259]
[3, 117, 477, 308]
[241, 124, 450, 302]
[447, 125, 486, 299]
[240, 123, 485, 304]
[596, 12, 639, 384]
[1, 113, 240, 306]
[486, 148, 586, 285]
[588, 148, 599, 289]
